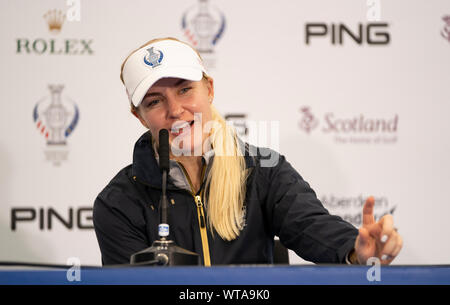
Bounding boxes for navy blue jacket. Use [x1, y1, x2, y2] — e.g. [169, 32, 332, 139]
[93, 132, 358, 265]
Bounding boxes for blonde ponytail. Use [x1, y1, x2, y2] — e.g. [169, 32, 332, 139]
[205, 105, 248, 241]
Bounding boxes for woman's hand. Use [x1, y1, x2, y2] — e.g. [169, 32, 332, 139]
[354, 196, 403, 265]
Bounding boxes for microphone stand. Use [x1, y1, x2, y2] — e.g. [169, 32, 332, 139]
[130, 129, 200, 266]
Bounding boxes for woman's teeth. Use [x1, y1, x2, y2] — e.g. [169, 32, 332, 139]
[171, 121, 192, 135]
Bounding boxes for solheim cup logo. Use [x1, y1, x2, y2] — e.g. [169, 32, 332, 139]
[143, 47, 164, 68]
[33, 85, 79, 165]
[181, 0, 226, 54]
[441, 15, 450, 42]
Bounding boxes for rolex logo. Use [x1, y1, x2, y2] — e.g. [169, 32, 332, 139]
[43, 9, 65, 34]
[16, 8, 94, 55]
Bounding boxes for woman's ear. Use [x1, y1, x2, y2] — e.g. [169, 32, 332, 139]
[206, 77, 214, 103]
[131, 108, 149, 129]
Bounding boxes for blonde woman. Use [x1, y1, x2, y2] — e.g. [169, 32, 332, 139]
[93, 38, 402, 266]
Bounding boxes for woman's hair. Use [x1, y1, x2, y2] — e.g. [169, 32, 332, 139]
[206, 105, 249, 241]
[121, 37, 248, 241]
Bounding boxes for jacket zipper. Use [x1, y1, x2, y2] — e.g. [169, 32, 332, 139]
[177, 162, 211, 267]
[133, 163, 211, 266]
[194, 195, 211, 266]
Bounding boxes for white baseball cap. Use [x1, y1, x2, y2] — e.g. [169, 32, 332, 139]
[122, 39, 207, 107]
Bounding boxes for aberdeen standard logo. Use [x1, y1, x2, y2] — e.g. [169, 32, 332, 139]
[33, 85, 79, 165]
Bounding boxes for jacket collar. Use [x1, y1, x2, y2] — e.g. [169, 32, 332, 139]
[131, 131, 255, 189]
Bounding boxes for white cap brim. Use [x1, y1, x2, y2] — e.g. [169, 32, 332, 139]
[131, 66, 203, 107]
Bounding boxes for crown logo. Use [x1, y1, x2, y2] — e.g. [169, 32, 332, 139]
[43, 9, 65, 34]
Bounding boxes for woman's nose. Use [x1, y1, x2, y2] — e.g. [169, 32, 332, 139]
[166, 96, 184, 119]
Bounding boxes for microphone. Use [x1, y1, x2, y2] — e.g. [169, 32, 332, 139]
[158, 129, 169, 239]
[158, 129, 170, 171]
[130, 129, 200, 266]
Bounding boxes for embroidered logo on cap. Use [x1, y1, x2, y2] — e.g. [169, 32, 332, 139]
[143, 47, 164, 68]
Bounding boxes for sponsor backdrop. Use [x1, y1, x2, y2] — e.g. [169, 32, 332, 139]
[0, 0, 449, 266]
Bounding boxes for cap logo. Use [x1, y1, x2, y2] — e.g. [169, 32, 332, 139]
[143, 47, 164, 68]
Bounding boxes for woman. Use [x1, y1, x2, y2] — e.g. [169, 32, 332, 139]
[93, 37, 402, 266]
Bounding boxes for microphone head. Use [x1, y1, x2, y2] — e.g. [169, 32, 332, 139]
[158, 129, 170, 172]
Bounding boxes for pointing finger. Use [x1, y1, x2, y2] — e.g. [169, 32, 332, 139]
[365, 223, 382, 239]
[357, 227, 370, 247]
[362, 196, 375, 226]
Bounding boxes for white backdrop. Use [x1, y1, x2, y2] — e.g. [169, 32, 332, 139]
[0, 0, 449, 266]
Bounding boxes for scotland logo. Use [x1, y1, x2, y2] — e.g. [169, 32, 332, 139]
[442, 15, 450, 43]
[181, 0, 226, 54]
[33, 84, 79, 165]
[298, 106, 319, 134]
[143, 47, 164, 68]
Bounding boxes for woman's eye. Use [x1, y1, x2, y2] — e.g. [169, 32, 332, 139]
[180, 87, 192, 94]
[145, 99, 160, 107]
